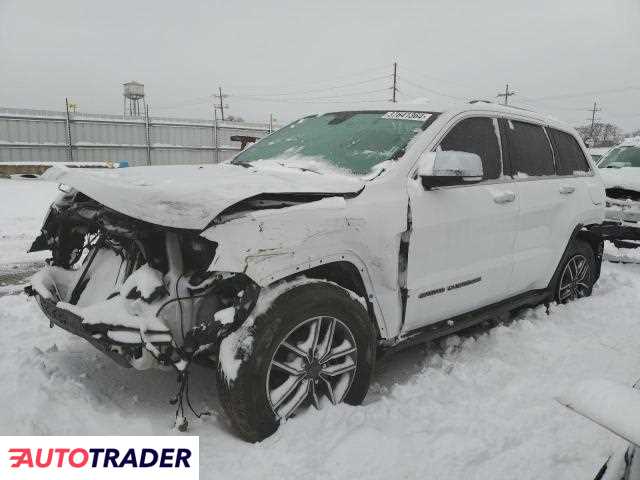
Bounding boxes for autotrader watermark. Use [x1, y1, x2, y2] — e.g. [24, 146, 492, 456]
[1, 436, 199, 479]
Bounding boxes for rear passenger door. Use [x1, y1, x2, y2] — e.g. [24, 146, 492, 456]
[504, 120, 589, 294]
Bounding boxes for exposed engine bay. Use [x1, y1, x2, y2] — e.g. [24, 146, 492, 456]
[26, 187, 259, 371]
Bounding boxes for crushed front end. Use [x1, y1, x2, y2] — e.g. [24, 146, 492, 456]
[26, 187, 258, 371]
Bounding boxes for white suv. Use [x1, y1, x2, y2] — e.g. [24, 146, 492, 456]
[28, 103, 605, 441]
[598, 138, 640, 248]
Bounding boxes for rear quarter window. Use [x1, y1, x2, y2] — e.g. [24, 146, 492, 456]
[548, 128, 591, 175]
[506, 120, 555, 177]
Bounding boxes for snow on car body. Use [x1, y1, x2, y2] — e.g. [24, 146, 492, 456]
[27, 102, 605, 441]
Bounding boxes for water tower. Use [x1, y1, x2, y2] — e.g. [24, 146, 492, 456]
[123, 81, 145, 117]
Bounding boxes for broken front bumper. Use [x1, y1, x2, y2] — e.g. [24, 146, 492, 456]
[29, 291, 136, 368]
[26, 261, 184, 370]
[603, 198, 640, 246]
[605, 198, 640, 226]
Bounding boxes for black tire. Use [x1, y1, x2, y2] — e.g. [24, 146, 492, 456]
[216, 281, 376, 442]
[553, 239, 596, 304]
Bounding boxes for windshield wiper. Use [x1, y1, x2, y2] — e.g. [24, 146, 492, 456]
[390, 148, 405, 161]
[276, 162, 322, 174]
[232, 160, 253, 168]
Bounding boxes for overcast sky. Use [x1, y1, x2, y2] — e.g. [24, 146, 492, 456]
[1, 0, 639, 130]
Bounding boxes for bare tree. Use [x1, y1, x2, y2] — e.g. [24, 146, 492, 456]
[576, 122, 623, 147]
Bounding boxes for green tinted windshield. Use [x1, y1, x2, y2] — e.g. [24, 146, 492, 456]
[232, 111, 437, 175]
[599, 146, 640, 168]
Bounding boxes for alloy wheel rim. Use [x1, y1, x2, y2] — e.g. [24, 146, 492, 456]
[266, 316, 358, 420]
[558, 254, 590, 303]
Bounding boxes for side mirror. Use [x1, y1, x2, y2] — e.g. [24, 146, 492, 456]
[417, 150, 484, 189]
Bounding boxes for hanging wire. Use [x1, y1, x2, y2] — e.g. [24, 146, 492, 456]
[398, 75, 468, 101]
[230, 74, 392, 98]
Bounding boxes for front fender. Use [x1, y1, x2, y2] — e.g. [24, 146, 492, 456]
[200, 197, 397, 338]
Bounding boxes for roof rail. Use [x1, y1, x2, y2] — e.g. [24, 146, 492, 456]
[468, 99, 493, 104]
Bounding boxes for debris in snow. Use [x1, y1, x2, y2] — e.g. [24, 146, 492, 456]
[174, 415, 188, 432]
[440, 335, 462, 354]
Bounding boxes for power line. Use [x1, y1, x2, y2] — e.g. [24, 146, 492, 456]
[224, 95, 386, 105]
[153, 95, 214, 111]
[398, 76, 468, 101]
[524, 86, 640, 102]
[229, 87, 390, 103]
[227, 64, 390, 91]
[400, 66, 475, 91]
[229, 74, 391, 98]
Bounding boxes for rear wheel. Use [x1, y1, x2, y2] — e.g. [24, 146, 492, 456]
[216, 281, 375, 442]
[554, 239, 595, 303]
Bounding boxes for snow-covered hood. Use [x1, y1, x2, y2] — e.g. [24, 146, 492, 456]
[599, 167, 640, 193]
[41, 164, 365, 230]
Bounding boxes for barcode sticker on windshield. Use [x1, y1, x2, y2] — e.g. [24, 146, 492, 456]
[383, 112, 432, 121]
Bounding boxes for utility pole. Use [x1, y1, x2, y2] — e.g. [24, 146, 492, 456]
[213, 86, 228, 121]
[269, 113, 274, 134]
[392, 62, 398, 103]
[213, 107, 219, 164]
[589, 101, 601, 145]
[497, 84, 517, 105]
[64, 98, 73, 163]
[212, 91, 228, 163]
[144, 103, 151, 166]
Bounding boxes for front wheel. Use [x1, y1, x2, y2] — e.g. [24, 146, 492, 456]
[554, 239, 596, 304]
[216, 281, 376, 442]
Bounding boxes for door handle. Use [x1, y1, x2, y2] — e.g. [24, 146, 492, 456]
[493, 191, 516, 204]
[559, 186, 575, 195]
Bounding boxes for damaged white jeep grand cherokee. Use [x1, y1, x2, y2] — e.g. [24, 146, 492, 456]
[27, 103, 605, 441]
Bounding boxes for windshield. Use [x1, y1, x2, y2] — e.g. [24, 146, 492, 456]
[599, 146, 640, 168]
[232, 110, 437, 175]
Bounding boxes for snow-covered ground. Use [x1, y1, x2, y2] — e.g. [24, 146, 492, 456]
[2, 177, 640, 479]
[0, 178, 58, 265]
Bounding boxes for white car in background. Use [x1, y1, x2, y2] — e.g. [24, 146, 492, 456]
[27, 102, 605, 441]
[598, 138, 640, 250]
[588, 147, 612, 165]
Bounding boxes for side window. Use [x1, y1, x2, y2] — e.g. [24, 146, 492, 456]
[438, 117, 501, 180]
[506, 120, 555, 177]
[548, 128, 591, 175]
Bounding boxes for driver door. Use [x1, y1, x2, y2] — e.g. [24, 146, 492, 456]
[403, 116, 520, 332]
